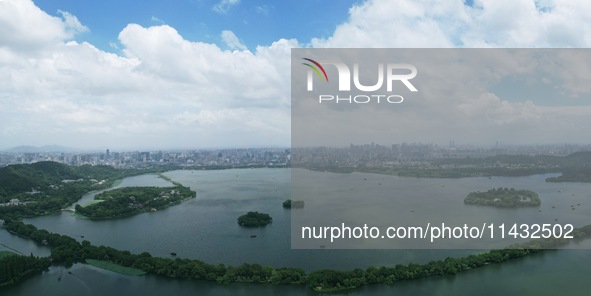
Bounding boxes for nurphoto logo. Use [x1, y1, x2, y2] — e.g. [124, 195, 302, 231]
[301, 58, 418, 104]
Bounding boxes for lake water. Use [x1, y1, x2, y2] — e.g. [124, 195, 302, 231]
[1, 168, 590, 295]
[291, 169, 591, 249]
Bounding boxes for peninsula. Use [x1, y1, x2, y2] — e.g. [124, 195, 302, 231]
[75, 185, 196, 219]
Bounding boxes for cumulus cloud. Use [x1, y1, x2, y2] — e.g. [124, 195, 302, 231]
[57, 10, 89, 36]
[293, 46, 591, 147]
[221, 30, 247, 50]
[303, 0, 591, 146]
[0, 0, 83, 52]
[0, 0, 293, 149]
[2, 0, 591, 149]
[150, 16, 165, 24]
[311, 0, 591, 48]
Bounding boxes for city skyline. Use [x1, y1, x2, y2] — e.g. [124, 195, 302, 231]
[4, 140, 591, 154]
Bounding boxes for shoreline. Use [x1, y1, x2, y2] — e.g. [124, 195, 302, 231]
[3, 221, 591, 292]
[85, 259, 146, 276]
[3, 164, 591, 292]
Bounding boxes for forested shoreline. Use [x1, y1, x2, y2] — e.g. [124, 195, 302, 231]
[3, 221, 591, 292]
[3, 161, 591, 291]
[0, 252, 50, 287]
[75, 185, 196, 219]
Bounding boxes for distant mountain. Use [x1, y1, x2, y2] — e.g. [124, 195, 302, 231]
[4, 145, 77, 153]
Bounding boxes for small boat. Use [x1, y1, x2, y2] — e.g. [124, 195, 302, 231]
[170, 252, 177, 256]
[250, 235, 257, 238]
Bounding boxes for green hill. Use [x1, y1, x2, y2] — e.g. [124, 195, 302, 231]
[0, 162, 134, 219]
[0, 162, 129, 197]
[0, 162, 79, 196]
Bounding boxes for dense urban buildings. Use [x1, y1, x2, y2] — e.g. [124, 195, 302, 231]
[2, 143, 590, 169]
[0, 148, 290, 169]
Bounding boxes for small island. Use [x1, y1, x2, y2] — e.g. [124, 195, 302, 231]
[464, 187, 541, 207]
[237, 211, 272, 227]
[75, 185, 196, 219]
[282, 199, 305, 209]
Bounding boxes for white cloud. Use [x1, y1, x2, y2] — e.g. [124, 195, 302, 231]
[220, 30, 247, 50]
[0, 0, 82, 52]
[0, 0, 294, 149]
[212, 0, 240, 14]
[2, 0, 591, 149]
[302, 0, 591, 146]
[293, 48, 591, 147]
[312, 0, 591, 48]
[57, 10, 89, 36]
[151, 16, 165, 24]
[311, 0, 463, 48]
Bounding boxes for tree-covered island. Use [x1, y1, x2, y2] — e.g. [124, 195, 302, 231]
[237, 211, 272, 227]
[464, 188, 541, 207]
[75, 185, 196, 219]
[282, 199, 305, 209]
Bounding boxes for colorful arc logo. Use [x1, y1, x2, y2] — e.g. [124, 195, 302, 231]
[302, 58, 328, 82]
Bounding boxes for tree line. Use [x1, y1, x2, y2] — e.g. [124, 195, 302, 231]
[0, 253, 50, 287]
[75, 185, 196, 219]
[4, 220, 590, 292]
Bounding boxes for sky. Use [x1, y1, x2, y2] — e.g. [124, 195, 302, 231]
[2, 0, 591, 150]
[292, 49, 591, 147]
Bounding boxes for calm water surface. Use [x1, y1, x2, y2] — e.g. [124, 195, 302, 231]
[1, 168, 590, 295]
